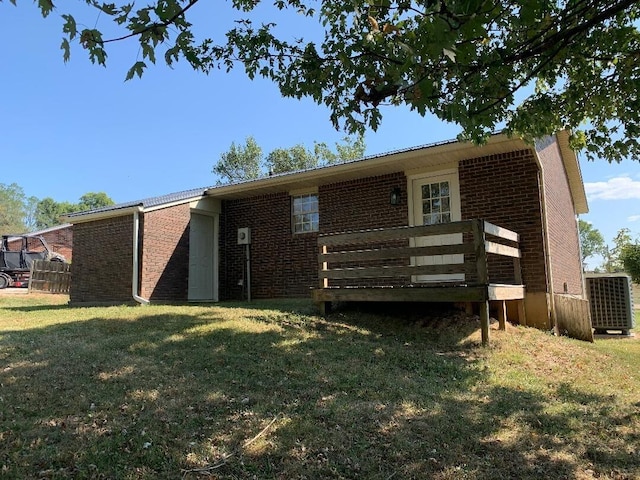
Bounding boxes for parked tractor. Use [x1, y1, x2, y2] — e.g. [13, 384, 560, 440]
[0, 235, 67, 288]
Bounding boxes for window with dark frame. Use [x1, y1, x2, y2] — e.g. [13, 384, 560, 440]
[292, 194, 319, 233]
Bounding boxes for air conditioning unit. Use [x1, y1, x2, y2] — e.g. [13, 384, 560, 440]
[585, 274, 635, 335]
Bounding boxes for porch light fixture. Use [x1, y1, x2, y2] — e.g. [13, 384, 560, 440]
[390, 187, 402, 206]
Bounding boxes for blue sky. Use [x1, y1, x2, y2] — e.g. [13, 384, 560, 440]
[1, 3, 639, 268]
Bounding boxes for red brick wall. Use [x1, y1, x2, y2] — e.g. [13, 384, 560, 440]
[70, 151, 577, 303]
[220, 192, 318, 300]
[140, 204, 191, 301]
[69, 216, 133, 303]
[459, 150, 549, 293]
[6, 226, 73, 261]
[69, 205, 192, 304]
[536, 137, 584, 295]
[320, 172, 408, 232]
[320, 172, 409, 287]
[219, 172, 409, 299]
[40, 227, 73, 261]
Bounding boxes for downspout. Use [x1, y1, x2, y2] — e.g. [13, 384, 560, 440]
[132, 208, 150, 305]
[534, 145, 557, 332]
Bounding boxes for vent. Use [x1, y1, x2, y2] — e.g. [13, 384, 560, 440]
[585, 274, 635, 334]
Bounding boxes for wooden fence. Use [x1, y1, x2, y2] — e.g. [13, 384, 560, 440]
[554, 294, 594, 342]
[28, 260, 72, 294]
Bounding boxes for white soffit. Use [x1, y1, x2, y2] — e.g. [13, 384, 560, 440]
[555, 130, 589, 214]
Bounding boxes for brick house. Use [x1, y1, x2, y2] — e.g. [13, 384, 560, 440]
[65, 132, 588, 331]
[7, 224, 73, 262]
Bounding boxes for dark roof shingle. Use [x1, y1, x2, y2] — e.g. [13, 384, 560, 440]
[66, 187, 209, 218]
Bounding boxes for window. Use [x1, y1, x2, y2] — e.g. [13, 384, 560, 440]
[292, 194, 319, 233]
[421, 181, 451, 225]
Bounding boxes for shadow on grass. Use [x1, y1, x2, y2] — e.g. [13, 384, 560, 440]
[0, 302, 637, 479]
[1, 297, 316, 314]
[2, 303, 73, 312]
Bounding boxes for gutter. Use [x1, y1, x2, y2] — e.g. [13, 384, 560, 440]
[534, 141, 557, 332]
[64, 205, 143, 224]
[132, 208, 150, 305]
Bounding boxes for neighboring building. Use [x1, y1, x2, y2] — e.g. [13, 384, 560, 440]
[7, 224, 73, 262]
[65, 132, 588, 331]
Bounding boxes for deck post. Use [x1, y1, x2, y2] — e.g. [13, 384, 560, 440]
[320, 245, 329, 288]
[473, 220, 491, 345]
[480, 301, 490, 346]
[465, 302, 474, 315]
[497, 300, 507, 331]
[318, 301, 332, 316]
[472, 220, 489, 285]
[513, 257, 522, 285]
[517, 300, 527, 326]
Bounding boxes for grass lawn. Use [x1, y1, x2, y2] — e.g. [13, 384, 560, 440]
[1, 294, 639, 479]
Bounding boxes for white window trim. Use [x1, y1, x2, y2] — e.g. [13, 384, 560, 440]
[291, 193, 319, 234]
[406, 166, 459, 227]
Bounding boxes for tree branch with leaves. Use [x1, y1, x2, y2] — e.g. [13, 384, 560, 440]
[8, 0, 640, 162]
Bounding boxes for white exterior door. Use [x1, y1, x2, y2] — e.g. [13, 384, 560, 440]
[410, 171, 464, 282]
[188, 213, 218, 301]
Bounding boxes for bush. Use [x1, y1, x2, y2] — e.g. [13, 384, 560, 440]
[620, 244, 640, 283]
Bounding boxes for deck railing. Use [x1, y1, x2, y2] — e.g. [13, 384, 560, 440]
[317, 219, 522, 289]
[315, 219, 525, 345]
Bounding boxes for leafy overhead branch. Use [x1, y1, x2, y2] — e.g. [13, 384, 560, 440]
[100, 0, 200, 45]
[8, 0, 640, 162]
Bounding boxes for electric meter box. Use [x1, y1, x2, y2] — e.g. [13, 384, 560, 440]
[237, 227, 251, 245]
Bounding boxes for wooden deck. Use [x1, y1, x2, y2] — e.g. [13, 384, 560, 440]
[312, 219, 526, 345]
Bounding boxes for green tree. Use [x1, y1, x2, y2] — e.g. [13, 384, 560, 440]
[266, 145, 317, 175]
[214, 135, 366, 183]
[578, 219, 606, 265]
[11, 0, 640, 162]
[620, 244, 640, 283]
[35, 193, 115, 229]
[23, 196, 39, 232]
[213, 137, 263, 184]
[0, 183, 29, 235]
[34, 198, 77, 230]
[77, 192, 115, 211]
[602, 228, 634, 273]
[314, 134, 366, 165]
[0, 184, 116, 232]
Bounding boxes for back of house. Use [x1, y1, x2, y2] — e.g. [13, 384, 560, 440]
[66, 132, 588, 331]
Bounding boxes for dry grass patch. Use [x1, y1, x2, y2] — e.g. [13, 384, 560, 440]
[0, 297, 639, 479]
